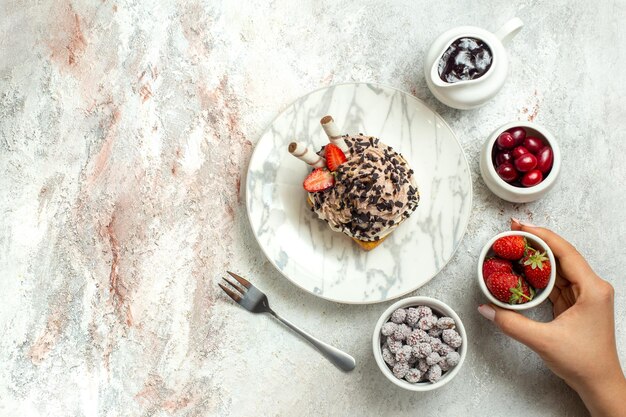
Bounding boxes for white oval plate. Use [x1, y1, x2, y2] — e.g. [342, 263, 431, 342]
[246, 83, 472, 304]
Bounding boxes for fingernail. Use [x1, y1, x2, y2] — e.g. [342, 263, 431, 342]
[511, 217, 521, 226]
[478, 304, 496, 321]
[520, 220, 537, 227]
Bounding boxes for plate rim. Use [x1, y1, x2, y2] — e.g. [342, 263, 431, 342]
[244, 81, 473, 304]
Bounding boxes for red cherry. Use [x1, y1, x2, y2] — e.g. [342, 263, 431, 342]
[496, 132, 516, 149]
[524, 136, 544, 154]
[514, 154, 538, 172]
[512, 146, 530, 160]
[521, 170, 543, 187]
[496, 162, 519, 183]
[495, 151, 513, 166]
[507, 127, 526, 146]
[536, 146, 554, 174]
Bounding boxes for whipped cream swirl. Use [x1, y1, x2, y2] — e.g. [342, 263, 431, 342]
[309, 135, 419, 241]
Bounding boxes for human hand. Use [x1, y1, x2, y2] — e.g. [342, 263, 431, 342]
[477, 219, 626, 417]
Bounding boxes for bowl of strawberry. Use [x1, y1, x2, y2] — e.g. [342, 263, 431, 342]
[479, 121, 561, 203]
[477, 231, 556, 310]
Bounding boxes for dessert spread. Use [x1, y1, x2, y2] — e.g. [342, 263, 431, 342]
[482, 234, 552, 304]
[310, 135, 419, 242]
[380, 306, 462, 384]
[289, 116, 420, 249]
[438, 37, 493, 83]
[492, 126, 554, 187]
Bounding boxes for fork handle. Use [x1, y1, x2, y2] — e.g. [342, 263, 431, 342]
[270, 312, 356, 372]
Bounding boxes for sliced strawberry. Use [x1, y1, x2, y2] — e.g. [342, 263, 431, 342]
[325, 143, 347, 171]
[303, 168, 335, 192]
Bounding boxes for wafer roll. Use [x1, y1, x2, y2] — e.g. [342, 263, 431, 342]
[320, 115, 349, 154]
[288, 142, 325, 168]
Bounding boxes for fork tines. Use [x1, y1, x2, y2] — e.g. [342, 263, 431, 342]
[219, 271, 251, 303]
[226, 271, 251, 289]
[219, 282, 242, 302]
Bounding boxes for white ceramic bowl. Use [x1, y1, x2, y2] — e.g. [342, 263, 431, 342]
[477, 231, 556, 310]
[479, 121, 561, 203]
[424, 18, 524, 110]
[372, 296, 467, 391]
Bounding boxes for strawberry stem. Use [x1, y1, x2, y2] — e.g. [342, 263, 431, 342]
[524, 250, 548, 270]
[508, 277, 533, 304]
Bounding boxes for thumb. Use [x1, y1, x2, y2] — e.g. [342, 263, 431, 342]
[478, 304, 548, 352]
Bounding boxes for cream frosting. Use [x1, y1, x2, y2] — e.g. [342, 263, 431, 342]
[309, 134, 419, 241]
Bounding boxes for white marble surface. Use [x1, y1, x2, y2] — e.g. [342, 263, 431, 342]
[1, 0, 625, 416]
[247, 83, 472, 303]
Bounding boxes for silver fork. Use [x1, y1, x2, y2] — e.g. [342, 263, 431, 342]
[219, 271, 356, 372]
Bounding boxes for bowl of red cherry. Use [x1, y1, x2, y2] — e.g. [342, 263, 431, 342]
[479, 121, 561, 203]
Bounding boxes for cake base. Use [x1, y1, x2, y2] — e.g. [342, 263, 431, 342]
[307, 196, 389, 251]
[352, 235, 387, 251]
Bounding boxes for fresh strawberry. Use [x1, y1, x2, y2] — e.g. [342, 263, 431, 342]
[492, 235, 528, 260]
[324, 143, 347, 171]
[484, 271, 534, 304]
[519, 278, 536, 303]
[482, 257, 513, 279]
[522, 250, 552, 289]
[303, 168, 335, 192]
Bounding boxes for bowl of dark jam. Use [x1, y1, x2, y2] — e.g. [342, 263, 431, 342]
[424, 18, 523, 109]
[437, 37, 493, 84]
